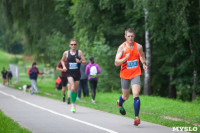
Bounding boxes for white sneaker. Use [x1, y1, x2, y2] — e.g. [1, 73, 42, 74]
[92, 99, 96, 104]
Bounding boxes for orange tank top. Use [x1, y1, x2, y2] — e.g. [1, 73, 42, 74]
[120, 42, 141, 79]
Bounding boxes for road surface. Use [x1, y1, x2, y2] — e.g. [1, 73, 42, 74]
[0, 84, 180, 133]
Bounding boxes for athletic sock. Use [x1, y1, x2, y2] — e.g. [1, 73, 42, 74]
[134, 97, 140, 118]
[70, 92, 75, 103]
[119, 95, 125, 106]
[74, 92, 77, 102]
[70, 91, 78, 103]
[63, 94, 66, 97]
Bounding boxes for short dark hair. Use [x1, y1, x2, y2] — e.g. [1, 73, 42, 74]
[32, 62, 36, 66]
[125, 28, 135, 35]
[89, 56, 94, 61]
[89, 56, 94, 63]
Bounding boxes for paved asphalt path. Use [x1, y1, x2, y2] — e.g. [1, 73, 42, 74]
[0, 84, 181, 133]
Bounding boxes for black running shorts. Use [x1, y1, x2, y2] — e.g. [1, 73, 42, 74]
[61, 77, 68, 87]
[67, 71, 80, 81]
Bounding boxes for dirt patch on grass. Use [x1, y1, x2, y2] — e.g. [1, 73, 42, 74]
[163, 116, 200, 127]
[44, 92, 57, 97]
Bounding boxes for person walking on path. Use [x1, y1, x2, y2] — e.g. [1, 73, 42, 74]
[85, 57, 101, 104]
[114, 28, 148, 126]
[61, 40, 87, 113]
[7, 68, 12, 85]
[1, 67, 7, 85]
[27, 62, 44, 94]
[77, 63, 89, 100]
[56, 60, 70, 104]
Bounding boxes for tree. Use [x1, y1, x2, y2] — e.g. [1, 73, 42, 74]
[143, 7, 152, 95]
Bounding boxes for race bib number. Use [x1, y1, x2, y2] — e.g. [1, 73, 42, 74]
[69, 63, 78, 69]
[127, 60, 138, 69]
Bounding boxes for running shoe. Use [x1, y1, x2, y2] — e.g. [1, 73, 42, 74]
[117, 100, 126, 115]
[67, 98, 70, 104]
[63, 96, 65, 102]
[92, 99, 96, 104]
[71, 106, 76, 113]
[77, 97, 81, 100]
[134, 118, 140, 126]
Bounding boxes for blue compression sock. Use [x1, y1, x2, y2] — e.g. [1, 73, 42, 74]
[119, 95, 125, 106]
[134, 97, 140, 118]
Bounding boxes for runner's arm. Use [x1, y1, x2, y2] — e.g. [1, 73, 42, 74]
[115, 45, 129, 66]
[138, 44, 148, 71]
[56, 61, 64, 72]
[61, 51, 68, 72]
[78, 50, 87, 65]
[56, 66, 64, 72]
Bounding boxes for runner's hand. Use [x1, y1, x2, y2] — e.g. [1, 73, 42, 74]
[143, 64, 148, 71]
[75, 58, 81, 63]
[125, 53, 130, 60]
[63, 67, 67, 72]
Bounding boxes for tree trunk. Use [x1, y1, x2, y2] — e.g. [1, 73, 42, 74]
[183, 6, 197, 101]
[189, 39, 197, 101]
[169, 74, 177, 99]
[143, 8, 151, 95]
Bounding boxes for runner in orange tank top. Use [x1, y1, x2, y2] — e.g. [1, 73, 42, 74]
[115, 28, 148, 126]
[120, 41, 141, 79]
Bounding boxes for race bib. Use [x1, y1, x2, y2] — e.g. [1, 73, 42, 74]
[127, 60, 138, 69]
[69, 63, 78, 69]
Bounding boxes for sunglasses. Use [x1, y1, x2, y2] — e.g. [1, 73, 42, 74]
[70, 43, 77, 46]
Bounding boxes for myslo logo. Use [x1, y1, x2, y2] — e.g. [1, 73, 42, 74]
[173, 127, 198, 132]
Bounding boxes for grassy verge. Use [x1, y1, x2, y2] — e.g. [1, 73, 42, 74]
[0, 50, 12, 69]
[0, 105, 31, 133]
[1, 50, 200, 132]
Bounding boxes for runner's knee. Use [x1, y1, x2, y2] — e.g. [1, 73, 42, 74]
[133, 93, 139, 98]
[122, 95, 129, 100]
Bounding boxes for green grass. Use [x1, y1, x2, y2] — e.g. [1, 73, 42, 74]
[0, 106, 31, 133]
[0, 49, 12, 69]
[1, 50, 200, 132]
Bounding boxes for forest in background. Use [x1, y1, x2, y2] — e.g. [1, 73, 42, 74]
[0, 0, 199, 101]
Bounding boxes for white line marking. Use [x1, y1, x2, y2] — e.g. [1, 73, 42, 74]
[0, 90, 118, 133]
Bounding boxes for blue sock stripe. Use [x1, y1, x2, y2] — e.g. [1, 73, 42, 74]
[134, 97, 140, 118]
[119, 95, 125, 106]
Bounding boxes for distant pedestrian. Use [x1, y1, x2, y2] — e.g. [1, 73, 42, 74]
[77, 63, 89, 100]
[7, 68, 12, 85]
[27, 62, 44, 94]
[85, 57, 101, 103]
[1, 67, 7, 85]
[56, 60, 71, 104]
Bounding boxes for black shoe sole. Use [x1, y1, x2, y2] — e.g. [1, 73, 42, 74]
[117, 102, 126, 115]
[67, 98, 70, 104]
[63, 98, 65, 102]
